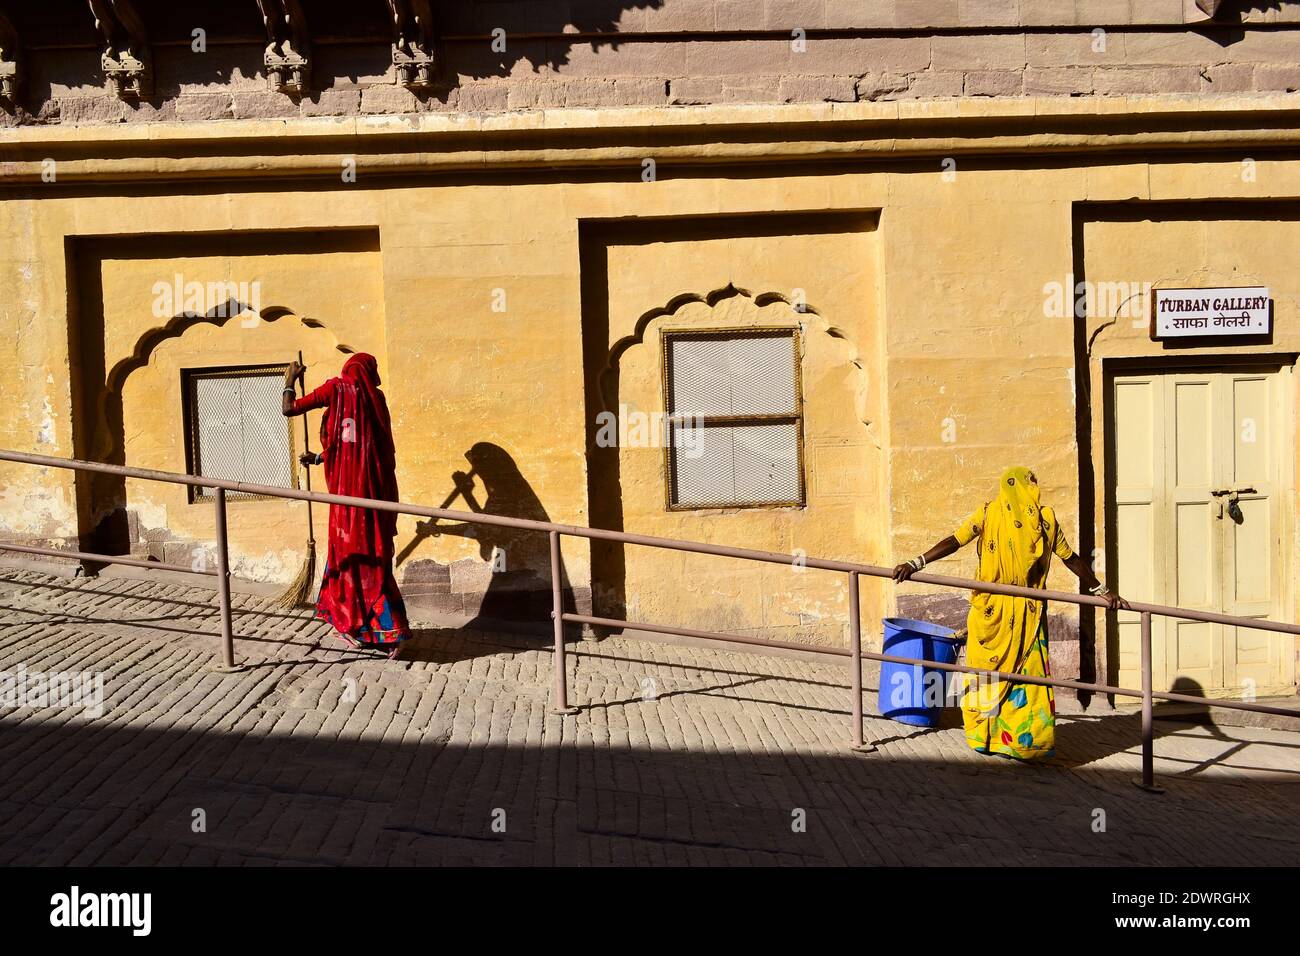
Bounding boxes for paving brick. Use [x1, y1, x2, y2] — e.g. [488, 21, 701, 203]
[1, 566, 1297, 866]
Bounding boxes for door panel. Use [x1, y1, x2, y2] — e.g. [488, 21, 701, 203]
[1166, 375, 1223, 693]
[1173, 380, 1213, 489]
[1174, 502, 1215, 607]
[1222, 371, 1286, 693]
[1113, 377, 1161, 691]
[1113, 366, 1293, 698]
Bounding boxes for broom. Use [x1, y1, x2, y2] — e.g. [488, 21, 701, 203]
[274, 350, 318, 609]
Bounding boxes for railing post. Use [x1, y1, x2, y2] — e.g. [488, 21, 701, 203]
[848, 571, 873, 752]
[549, 530, 578, 715]
[213, 487, 238, 671]
[1133, 609, 1164, 793]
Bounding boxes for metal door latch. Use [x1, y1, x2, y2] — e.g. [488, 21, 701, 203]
[1211, 486, 1254, 523]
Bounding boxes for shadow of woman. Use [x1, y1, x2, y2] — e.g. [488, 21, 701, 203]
[1051, 677, 1237, 769]
[398, 442, 581, 663]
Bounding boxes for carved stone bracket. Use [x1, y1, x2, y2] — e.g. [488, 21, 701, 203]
[88, 0, 151, 99]
[388, 0, 436, 90]
[258, 0, 311, 94]
[1196, 0, 1230, 17]
[0, 11, 19, 106]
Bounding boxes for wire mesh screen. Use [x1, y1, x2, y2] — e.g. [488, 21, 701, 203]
[671, 420, 801, 506]
[668, 333, 797, 417]
[666, 331, 803, 508]
[187, 367, 296, 501]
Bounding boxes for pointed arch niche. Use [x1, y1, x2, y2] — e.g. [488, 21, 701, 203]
[583, 269, 886, 650]
[66, 229, 383, 568]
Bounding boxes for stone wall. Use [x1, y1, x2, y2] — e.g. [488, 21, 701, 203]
[2, 0, 1299, 128]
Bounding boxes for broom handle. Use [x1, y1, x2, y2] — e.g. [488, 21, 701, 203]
[296, 350, 315, 546]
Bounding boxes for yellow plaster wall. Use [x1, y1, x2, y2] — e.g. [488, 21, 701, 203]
[1, 127, 1298, 658]
[0, 198, 78, 541]
[877, 168, 1085, 632]
[82, 245, 384, 578]
[76, 243, 382, 580]
[1083, 212, 1300, 633]
[596, 225, 883, 646]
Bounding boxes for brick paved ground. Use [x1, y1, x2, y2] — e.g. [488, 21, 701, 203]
[1, 566, 1298, 866]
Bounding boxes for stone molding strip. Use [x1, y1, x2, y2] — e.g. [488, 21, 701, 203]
[2, 95, 1299, 185]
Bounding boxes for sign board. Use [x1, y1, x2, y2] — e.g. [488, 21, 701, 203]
[1151, 286, 1271, 339]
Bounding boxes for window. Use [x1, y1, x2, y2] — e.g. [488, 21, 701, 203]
[663, 328, 805, 509]
[182, 365, 297, 502]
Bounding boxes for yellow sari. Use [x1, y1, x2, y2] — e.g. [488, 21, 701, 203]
[952, 466, 1075, 760]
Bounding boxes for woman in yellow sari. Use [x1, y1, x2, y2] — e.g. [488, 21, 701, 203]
[893, 467, 1127, 760]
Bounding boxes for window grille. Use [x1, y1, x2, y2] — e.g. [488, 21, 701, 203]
[663, 329, 805, 509]
[182, 365, 298, 502]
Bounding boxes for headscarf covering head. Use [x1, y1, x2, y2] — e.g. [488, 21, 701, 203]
[318, 352, 398, 561]
[974, 466, 1048, 587]
[342, 352, 381, 387]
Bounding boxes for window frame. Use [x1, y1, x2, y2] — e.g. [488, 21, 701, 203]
[660, 326, 807, 512]
[180, 363, 301, 504]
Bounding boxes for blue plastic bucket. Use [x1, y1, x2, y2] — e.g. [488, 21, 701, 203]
[878, 617, 965, 727]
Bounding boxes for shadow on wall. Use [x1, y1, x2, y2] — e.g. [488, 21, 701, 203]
[397, 442, 584, 648]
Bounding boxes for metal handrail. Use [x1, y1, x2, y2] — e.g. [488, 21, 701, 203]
[1, 447, 1296, 789]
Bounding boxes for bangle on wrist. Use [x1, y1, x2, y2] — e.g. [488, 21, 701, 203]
[907, 554, 927, 572]
[1089, 583, 1109, 596]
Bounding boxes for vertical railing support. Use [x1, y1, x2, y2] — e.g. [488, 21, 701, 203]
[848, 571, 873, 752]
[549, 530, 578, 715]
[213, 487, 237, 671]
[1133, 609, 1164, 793]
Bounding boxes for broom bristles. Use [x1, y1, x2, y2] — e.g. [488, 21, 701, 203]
[273, 539, 317, 609]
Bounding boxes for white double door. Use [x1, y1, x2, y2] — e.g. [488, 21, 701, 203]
[1112, 366, 1294, 697]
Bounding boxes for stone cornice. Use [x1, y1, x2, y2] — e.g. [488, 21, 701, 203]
[2, 96, 1300, 185]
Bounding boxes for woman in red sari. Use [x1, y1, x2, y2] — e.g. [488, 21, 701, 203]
[281, 354, 411, 657]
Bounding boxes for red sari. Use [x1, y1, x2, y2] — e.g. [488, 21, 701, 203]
[291, 353, 410, 647]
